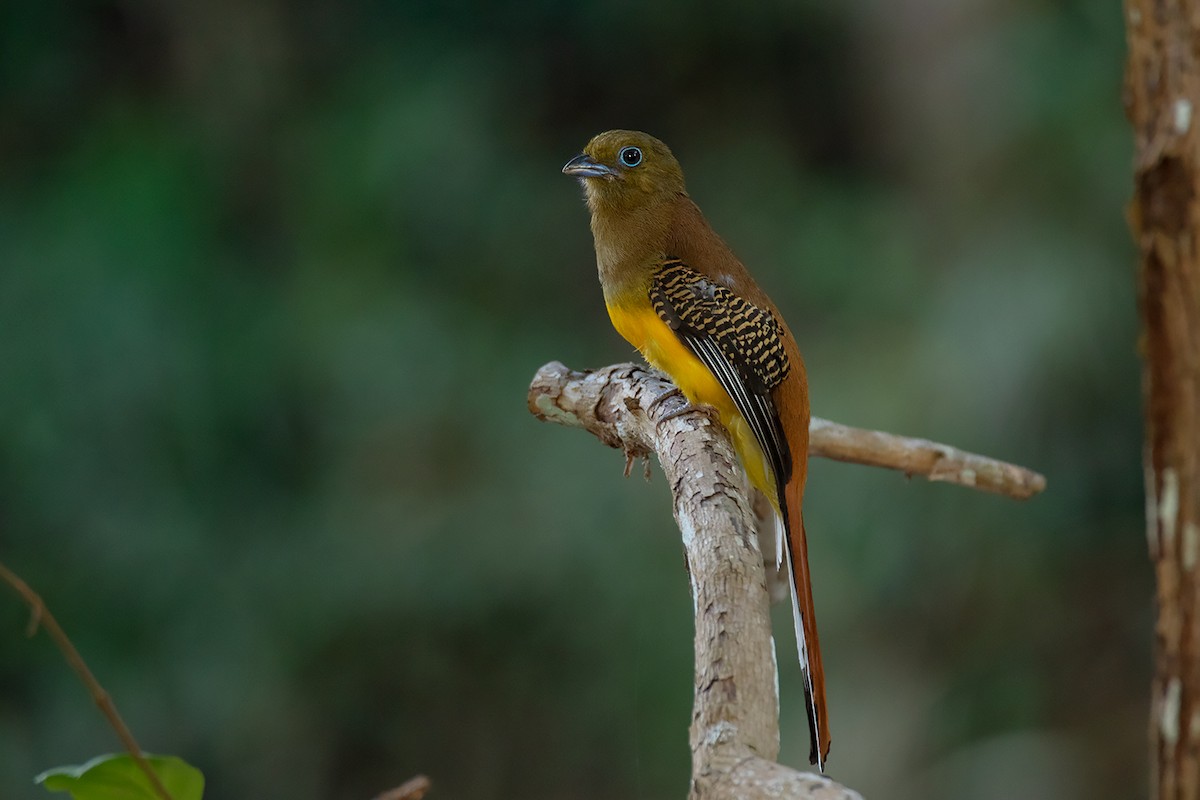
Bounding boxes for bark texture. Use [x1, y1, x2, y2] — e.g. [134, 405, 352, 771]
[530, 362, 860, 799]
[529, 361, 1044, 799]
[1126, 2, 1200, 796]
[531, 362, 1045, 499]
[808, 418, 1043, 499]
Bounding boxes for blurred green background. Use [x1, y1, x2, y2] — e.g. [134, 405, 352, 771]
[0, 2, 1144, 799]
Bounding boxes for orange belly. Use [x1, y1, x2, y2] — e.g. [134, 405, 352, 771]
[607, 302, 776, 505]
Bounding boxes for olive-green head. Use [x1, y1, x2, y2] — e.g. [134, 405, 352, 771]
[562, 130, 686, 210]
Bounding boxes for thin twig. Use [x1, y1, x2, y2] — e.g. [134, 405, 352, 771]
[808, 417, 1046, 499]
[529, 362, 1045, 500]
[0, 560, 174, 800]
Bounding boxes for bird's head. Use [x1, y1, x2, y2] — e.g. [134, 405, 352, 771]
[562, 130, 685, 212]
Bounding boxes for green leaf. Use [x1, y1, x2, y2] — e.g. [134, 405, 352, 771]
[35, 753, 204, 800]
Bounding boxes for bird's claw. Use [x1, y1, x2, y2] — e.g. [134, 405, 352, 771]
[658, 399, 719, 427]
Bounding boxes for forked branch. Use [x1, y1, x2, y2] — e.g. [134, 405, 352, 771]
[528, 361, 1045, 800]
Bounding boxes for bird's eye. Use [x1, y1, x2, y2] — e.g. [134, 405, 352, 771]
[619, 146, 643, 167]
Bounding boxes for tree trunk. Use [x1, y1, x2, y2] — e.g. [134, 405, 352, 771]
[1126, 2, 1200, 797]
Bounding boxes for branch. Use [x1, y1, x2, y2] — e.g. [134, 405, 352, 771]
[531, 362, 1044, 500]
[0, 560, 175, 800]
[529, 361, 867, 799]
[808, 418, 1044, 499]
[373, 775, 431, 800]
[528, 361, 1046, 798]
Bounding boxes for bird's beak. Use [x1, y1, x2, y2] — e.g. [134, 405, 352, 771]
[562, 153, 615, 178]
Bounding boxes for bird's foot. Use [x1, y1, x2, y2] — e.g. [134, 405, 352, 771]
[655, 396, 720, 428]
[646, 386, 687, 419]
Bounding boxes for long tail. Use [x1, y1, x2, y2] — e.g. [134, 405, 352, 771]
[780, 478, 830, 770]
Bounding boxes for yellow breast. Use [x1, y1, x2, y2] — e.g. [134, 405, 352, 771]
[606, 301, 776, 504]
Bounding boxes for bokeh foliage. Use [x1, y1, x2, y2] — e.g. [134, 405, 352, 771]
[1, 2, 1142, 799]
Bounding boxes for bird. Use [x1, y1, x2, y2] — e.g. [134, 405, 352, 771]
[562, 130, 830, 770]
